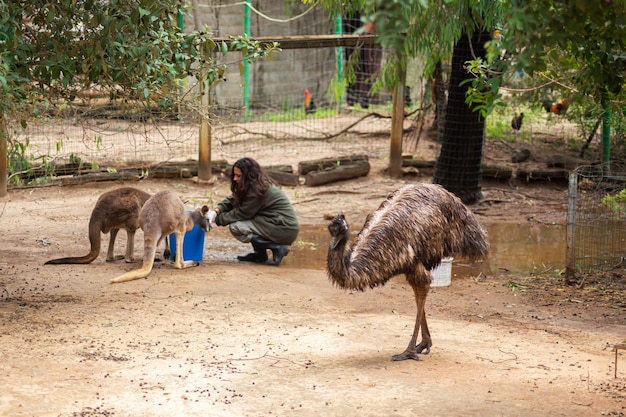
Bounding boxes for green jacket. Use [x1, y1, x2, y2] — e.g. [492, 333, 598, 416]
[215, 184, 300, 245]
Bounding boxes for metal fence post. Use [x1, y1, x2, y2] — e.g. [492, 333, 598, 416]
[565, 171, 578, 283]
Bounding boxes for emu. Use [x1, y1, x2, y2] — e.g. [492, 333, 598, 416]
[326, 183, 489, 361]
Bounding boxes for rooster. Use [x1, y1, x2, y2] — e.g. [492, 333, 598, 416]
[542, 98, 570, 114]
[304, 88, 316, 114]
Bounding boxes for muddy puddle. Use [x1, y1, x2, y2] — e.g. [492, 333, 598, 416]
[203, 222, 565, 280]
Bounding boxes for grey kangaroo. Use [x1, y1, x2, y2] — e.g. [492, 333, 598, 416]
[45, 187, 151, 265]
[110, 190, 216, 284]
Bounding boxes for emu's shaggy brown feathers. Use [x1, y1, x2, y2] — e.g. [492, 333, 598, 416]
[326, 183, 489, 291]
[326, 183, 488, 361]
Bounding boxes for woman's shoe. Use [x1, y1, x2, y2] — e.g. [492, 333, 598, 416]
[266, 245, 289, 266]
[251, 235, 289, 266]
[237, 251, 261, 262]
[237, 242, 268, 263]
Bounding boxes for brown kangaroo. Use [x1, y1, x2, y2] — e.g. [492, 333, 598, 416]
[110, 190, 216, 284]
[45, 187, 151, 265]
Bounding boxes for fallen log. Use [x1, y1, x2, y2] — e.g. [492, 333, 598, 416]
[401, 159, 436, 169]
[516, 168, 569, 181]
[546, 154, 586, 170]
[298, 154, 368, 175]
[149, 160, 228, 178]
[481, 165, 513, 181]
[266, 164, 294, 173]
[56, 171, 141, 185]
[304, 160, 370, 186]
[402, 159, 512, 181]
[267, 171, 300, 187]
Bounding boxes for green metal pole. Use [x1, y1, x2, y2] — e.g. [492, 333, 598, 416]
[177, 6, 184, 30]
[243, 2, 251, 121]
[335, 14, 344, 107]
[602, 107, 611, 170]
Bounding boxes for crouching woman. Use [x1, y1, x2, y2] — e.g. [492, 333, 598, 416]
[214, 157, 300, 266]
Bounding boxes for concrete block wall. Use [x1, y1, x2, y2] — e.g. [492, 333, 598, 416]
[184, 1, 339, 113]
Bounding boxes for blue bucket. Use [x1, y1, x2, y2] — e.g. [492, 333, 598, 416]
[168, 219, 206, 262]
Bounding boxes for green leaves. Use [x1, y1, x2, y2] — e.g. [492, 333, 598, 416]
[461, 57, 505, 119]
[1, 0, 279, 114]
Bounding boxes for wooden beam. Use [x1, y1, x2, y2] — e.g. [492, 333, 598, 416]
[213, 34, 378, 50]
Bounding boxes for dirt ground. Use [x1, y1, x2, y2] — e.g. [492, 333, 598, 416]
[1, 131, 626, 417]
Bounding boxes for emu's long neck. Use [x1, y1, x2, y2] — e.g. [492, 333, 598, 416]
[327, 234, 378, 291]
[327, 237, 351, 278]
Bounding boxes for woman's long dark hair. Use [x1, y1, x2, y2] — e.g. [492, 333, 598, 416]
[231, 157, 275, 207]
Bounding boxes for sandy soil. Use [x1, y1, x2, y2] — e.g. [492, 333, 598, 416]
[1, 138, 626, 416]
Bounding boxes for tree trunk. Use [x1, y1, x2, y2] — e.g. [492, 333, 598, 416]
[389, 57, 406, 178]
[0, 110, 7, 197]
[433, 29, 491, 204]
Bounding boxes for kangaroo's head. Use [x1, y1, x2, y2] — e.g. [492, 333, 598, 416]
[191, 205, 213, 232]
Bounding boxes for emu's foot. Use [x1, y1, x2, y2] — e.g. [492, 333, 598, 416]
[416, 341, 432, 354]
[391, 349, 421, 361]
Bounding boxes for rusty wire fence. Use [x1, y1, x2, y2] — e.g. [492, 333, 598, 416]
[7, 99, 405, 183]
[7, 0, 431, 184]
[566, 164, 626, 279]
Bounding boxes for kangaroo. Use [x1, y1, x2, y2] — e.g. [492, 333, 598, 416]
[45, 187, 151, 265]
[110, 190, 216, 284]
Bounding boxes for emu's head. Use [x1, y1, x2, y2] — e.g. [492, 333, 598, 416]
[328, 214, 349, 250]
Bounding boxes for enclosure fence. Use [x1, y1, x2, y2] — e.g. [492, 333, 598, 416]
[566, 164, 626, 279]
[9, 1, 422, 184]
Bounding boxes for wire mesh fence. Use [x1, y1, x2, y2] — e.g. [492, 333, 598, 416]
[8, 1, 424, 182]
[566, 164, 626, 278]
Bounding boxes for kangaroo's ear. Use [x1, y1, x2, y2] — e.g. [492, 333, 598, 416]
[201, 205, 209, 215]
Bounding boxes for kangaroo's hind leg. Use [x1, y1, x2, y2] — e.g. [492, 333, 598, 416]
[110, 239, 158, 283]
[172, 231, 200, 269]
[105, 229, 123, 262]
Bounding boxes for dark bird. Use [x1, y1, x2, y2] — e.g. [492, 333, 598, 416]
[542, 98, 570, 114]
[304, 88, 316, 114]
[404, 85, 412, 106]
[326, 183, 489, 361]
[511, 112, 524, 130]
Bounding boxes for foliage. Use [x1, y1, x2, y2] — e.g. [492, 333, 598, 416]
[312, 0, 504, 97]
[0, 0, 279, 188]
[602, 189, 626, 219]
[498, 1, 626, 108]
[461, 57, 505, 118]
[0, 1, 278, 114]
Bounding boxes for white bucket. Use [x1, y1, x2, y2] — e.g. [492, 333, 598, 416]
[431, 257, 453, 287]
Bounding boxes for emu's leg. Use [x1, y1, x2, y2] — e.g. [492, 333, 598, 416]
[415, 306, 432, 354]
[392, 268, 431, 361]
[106, 229, 125, 262]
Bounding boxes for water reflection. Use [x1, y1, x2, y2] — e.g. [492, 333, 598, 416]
[204, 223, 566, 278]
